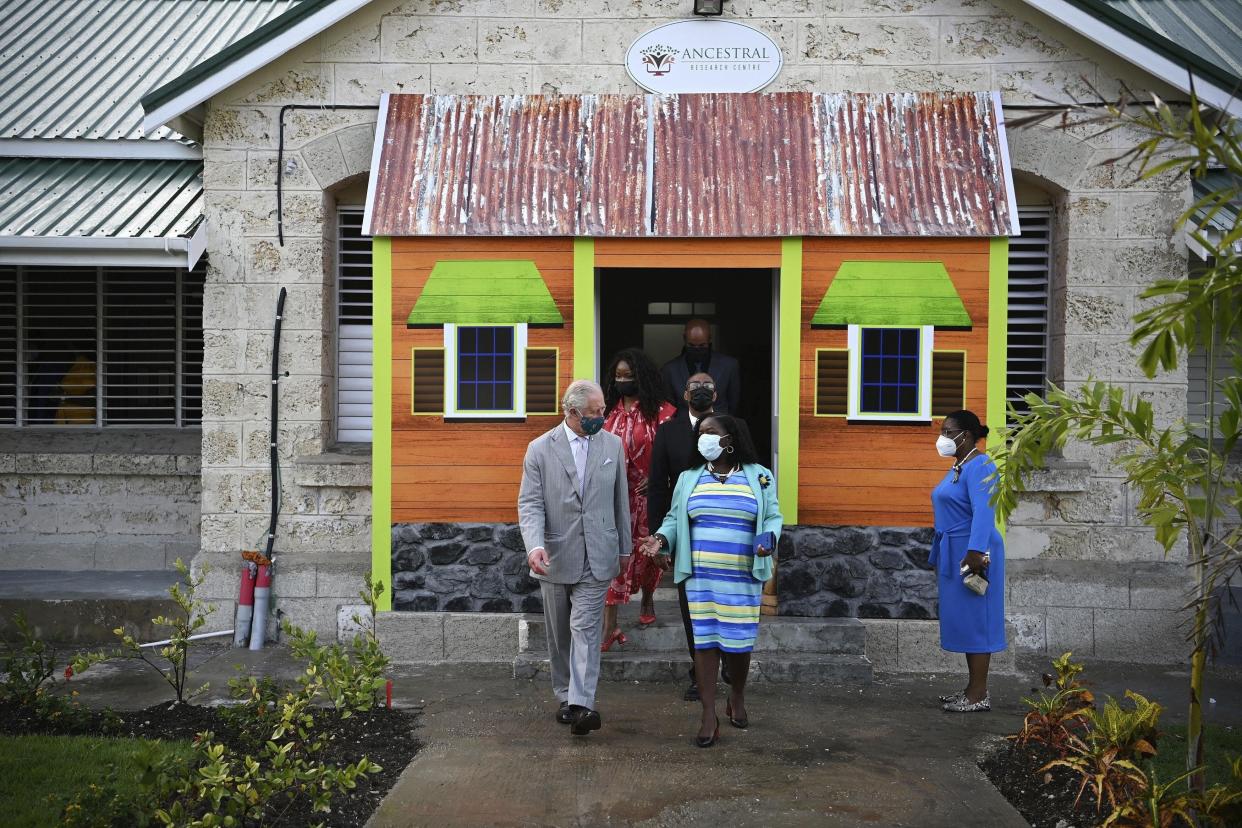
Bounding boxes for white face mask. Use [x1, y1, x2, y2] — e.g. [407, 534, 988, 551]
[936, 433, 961, 457]
[698, 433, 726, 461]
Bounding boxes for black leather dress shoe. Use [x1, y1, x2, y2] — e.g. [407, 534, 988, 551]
[683, 682, 700, 702]
[570, 707, 602, 735]
[556, 702, 575, 725]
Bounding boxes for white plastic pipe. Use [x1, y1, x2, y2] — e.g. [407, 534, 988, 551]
[139, 629, 235, 649]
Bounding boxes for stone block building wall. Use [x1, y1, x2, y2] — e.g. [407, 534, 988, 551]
[0, 431, 200, 570]
[192, 0, 1195, 661]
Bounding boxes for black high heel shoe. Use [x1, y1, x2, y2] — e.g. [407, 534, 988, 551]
[725, 699, 748, 729]
[696, 715, 720, 748]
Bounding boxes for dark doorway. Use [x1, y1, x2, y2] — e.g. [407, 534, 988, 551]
[599, 267, 775, 466]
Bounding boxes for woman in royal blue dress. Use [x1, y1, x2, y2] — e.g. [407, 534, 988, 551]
[931, 409, 1006, 713]
[640, 414, 781, 747]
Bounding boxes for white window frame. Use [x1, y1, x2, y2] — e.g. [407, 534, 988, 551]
[846, 324, 934, 422]
[443, 323, 528, 419]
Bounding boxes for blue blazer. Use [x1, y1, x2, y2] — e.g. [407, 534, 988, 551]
[655, 463, 782, 585]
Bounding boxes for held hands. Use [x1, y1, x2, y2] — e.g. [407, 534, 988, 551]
[639, 534, 664, 558]
[527, 547, 550, 576]
[962, 550, 988, 576]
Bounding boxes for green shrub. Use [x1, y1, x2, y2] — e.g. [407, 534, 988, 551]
[1012, 652, 1094, 756]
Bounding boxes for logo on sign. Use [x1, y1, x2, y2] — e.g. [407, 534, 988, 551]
[625, 19, 783, 94]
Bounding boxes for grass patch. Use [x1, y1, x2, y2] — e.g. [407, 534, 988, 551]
[1150, 723, 1242, 787]
[0, 734, 193, 827]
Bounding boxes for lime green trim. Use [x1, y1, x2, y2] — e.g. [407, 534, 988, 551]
[779, 238, 801, 524]
[986, 238, 1008, 439]
[812, 260, 972, 327]
[371, 237, 393, 612]
[813, 348, 849, 418]
[988, 237, 1008, 538]
[407, 260, 563, 326]
[573, 238, 596, 380]
[409, 347, 444, 416]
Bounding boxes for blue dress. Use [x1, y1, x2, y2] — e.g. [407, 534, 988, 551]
[685, 469, 762, 653]
[930, 454, 1006, 654]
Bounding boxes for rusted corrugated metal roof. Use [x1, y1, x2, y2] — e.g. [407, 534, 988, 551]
[364, 92, 1018, 238]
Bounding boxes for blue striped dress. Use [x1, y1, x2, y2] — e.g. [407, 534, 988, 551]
[685, 469, 761, 653]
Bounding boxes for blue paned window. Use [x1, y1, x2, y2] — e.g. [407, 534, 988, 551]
[456, 326, 515, 411]
[859, 327, 920, 414]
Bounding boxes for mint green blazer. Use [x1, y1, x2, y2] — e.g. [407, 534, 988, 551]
[655, 463, 783, 585]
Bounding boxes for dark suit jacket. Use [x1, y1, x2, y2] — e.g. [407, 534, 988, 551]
[660, 350, 740, 415]
[646, 409, 704, 536]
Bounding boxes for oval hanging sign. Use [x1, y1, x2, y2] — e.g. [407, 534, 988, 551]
[625, 19, 783, 94]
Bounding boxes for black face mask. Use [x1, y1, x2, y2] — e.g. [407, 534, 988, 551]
[685, 344, 710, 364]
[614, 380, 638, 398]
[688, 388, 714, 411]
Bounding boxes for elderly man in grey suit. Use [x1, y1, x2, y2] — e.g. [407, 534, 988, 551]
[518, 379, 631, 736]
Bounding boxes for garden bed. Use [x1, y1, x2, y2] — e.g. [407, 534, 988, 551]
[0, 698, 420, 827]
[980, 740, 1101, 828]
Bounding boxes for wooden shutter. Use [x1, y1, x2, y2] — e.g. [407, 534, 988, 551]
[412, 348, 445, 414]
[525, 348, 559, 414]
[931, 350, 966, 416]
[815, 349, 848, 415]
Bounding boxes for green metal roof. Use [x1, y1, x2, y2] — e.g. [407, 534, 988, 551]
[0, 158, 203, 238]
[1191, 168, 1241, 255]
[407, 261, 564, 326]
[811, 261, 973, 327]
[1066, 0, 1242, 92]
[0, 0, 302, 141]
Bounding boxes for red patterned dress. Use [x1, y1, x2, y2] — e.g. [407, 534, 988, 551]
[605, 399, 677, 605]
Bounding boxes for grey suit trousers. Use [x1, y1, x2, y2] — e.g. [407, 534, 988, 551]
[540, 575, 610, 709]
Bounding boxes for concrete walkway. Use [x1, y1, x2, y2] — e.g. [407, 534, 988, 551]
[63, 646, 1242, 828]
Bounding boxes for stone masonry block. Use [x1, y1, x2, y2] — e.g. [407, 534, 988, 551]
[994, 61, 1097, 106]
[333, 62, 386, 106]
[0, 453, 14, 473]
[533, 63, 633, 95]
[293, 456, 371, 488]
[15, 453, 93, 474]
[860, 619, 897, 672]
[896, 620, 959, 673]
[837, 64, 989, 94]
[1093, 608, 1186, 664]
[1129, 569, 1193, 610]
[1119, 190, 1190, 241]
[943, 15, 1069, 62]
[1046, 607, 1094, 656]
[273, 565, 318, 598]
[443, 613, 520, 661]
[1007, 612, 1046, 652]
[382, 16, 478, 63]
[377, 612, 446, 661]
[316, 565, 367, 598]
[1007, 561, 1130, 609]
[94, 453, 178, 475]
[336, 123, 375, 177]
[479, 20, 582, 63]
[203, 148, 248, 190]
[301, 133, 348, 190]
[799, 18, 937, 64]
[274, 597, 341, 640]
[430, 63, 533, 94]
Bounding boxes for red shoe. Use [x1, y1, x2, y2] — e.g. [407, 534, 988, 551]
[601, 629, 628, 652]
[638, 613, 657, 627]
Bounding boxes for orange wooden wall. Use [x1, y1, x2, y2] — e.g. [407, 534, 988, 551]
[798, 237, 992, 527]
[390, 237, 574, 523]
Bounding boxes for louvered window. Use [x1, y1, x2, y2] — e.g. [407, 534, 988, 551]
[815, 349, 848, 416]
[0, 265, 204, 427]
[525, 348, 559, 415]
[1007, 206, 1053, 420]
[336, 207, 373, 442]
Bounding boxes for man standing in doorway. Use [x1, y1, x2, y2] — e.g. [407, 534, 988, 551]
[518, 380, 631, 736]
[661, 318, 740, 415]
[648, 371, 716, 701]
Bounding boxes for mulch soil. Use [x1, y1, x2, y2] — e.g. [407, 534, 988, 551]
[0, 697, 420, 827]
[979, 740, 1105, 828]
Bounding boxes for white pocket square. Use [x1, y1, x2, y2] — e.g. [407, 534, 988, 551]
[603, 458, 613, 466]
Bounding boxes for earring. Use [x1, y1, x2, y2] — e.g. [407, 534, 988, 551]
[726, 445, 734, 454]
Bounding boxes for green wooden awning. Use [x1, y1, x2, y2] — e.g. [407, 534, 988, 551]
[406, 260, 564, 326]
[811, 261, 972, 327]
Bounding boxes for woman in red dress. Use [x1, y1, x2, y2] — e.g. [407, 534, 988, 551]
[601, 348, 677, 651]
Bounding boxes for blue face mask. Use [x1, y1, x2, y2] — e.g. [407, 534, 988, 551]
[578, 413, 605, 435]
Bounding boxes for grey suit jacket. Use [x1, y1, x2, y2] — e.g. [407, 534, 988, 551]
[517, 423, 632, 584]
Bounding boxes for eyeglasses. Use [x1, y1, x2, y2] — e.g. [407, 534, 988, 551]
[687, 381, 716, 391]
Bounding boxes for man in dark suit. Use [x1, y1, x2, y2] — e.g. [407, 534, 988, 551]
[660, 318, 740, 416]
[648, 371, 717, 701]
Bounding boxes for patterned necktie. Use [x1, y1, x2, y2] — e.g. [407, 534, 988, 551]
[573, 436, 588, 497]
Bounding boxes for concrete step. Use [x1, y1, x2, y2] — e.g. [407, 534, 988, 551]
[513, 651, 874, 685]
[518, 608, 866, 656]
[0, 570, 181, 644]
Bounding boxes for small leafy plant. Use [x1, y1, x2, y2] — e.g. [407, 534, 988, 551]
[282, 574, 390, 718]
[71, 559, 215, 704]
[1012, 652, 1094, 756]
[1, 612, 95, 729]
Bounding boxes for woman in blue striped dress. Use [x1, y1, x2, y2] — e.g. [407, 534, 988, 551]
[642, 414, 782, 747]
